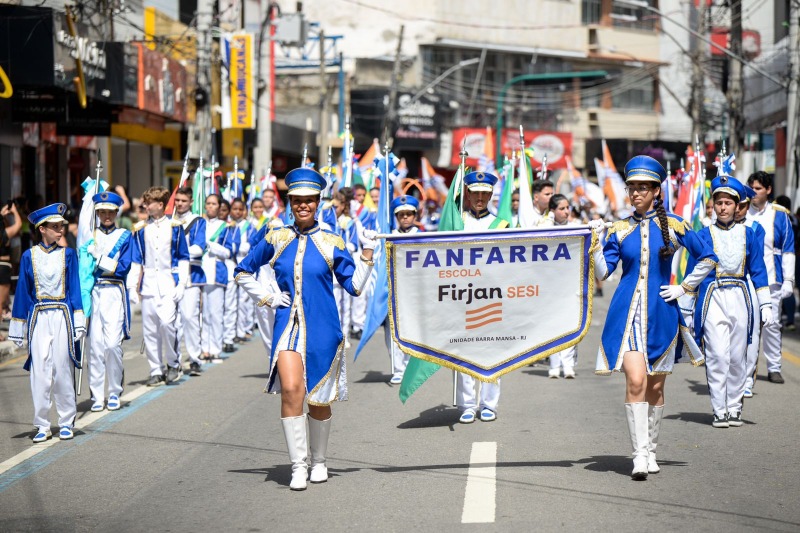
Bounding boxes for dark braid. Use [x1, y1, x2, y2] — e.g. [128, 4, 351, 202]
[654, 196, 675, 259]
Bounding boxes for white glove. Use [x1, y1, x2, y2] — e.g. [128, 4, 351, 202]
[659, 284, 686, 302]
[260, 291, 291, 309]
[173, 283, 185, 303]
[208, 241, 230, 259]
[588, 219, 606, 234]
[361, 229, 378, 251]
[761, 306, 776, 326]
[780, 280, 794, 299]
[74, 327, 86, 343]
[87, 244, 102, 260]
[128, 290, 140, 306]
[239, 241, 251, 255]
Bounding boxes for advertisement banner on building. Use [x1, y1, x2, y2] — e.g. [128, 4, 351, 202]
[451, 128, 572, 170]
[135, 43, 188, 123]
[386, 226, 594, 382]
[222, 32, 255, 129]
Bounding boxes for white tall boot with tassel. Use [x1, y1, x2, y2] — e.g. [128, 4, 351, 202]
[625, 402, 649, 480]
[281, 414, 309, 491]
[308, 416, 331, 483]
[648, 404, 664, 474]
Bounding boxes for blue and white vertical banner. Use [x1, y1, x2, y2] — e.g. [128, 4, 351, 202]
[385, 226, 596, 382]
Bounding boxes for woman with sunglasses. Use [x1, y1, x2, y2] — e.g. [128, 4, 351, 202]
[235, 167, 376, 491]
[9, 204, 85, 443]
[590, 156, 717, 480]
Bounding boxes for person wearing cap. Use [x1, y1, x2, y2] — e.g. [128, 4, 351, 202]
[126, 187, 190, 387]
[686, 176, 772, 428]
[385, 195, 421, 385]
[736, 185, 767, 398]
[9, 203, 85, 442]
[590, 155, 717, 480]
[746, 171, 795, 385]
[235, 167, 377, 491]
[456, 171, 508, 424]
[172, 186, 207, 377]
[85, 192, 134, 412]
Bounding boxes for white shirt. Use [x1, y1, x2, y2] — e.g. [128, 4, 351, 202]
[141, 216, 177, 297]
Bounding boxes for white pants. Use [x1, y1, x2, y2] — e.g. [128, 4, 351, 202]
[334, 284, 352, 339]
[237, 285, 254, 338]
[760, 284, 784, 373]
[351, 275, 373, 331]
[384, 323, 409, 379]
[88, 285, 125, 402]
[550, 346, 577, 372]
[223, 280, 237, 344]
[141, 294, 180, 376]
[703, 287, 748, 416]
[255, 304, 275, 354]
[179, 286, 203, 364]
[30, 308, 77, 430]
[457, 373, 500, 412]
[201, 285, 225, 356]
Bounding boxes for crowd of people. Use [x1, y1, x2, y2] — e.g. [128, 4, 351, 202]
[1, 154, 796, 487]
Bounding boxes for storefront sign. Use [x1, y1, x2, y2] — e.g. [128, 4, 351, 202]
[135, 43, 187, 122]
[222, 32, 255, 129]
[451, 128, 573, 170]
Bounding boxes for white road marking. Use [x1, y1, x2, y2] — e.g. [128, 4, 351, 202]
[461, 441, 497, 524]
[0, 384, 150, 477]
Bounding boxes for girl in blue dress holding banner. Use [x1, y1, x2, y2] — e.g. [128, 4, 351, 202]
[590, 156, 717, 480]
[235, 167, 376, 491]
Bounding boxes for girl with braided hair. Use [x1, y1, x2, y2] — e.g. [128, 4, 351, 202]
[589, 155, 717, 480]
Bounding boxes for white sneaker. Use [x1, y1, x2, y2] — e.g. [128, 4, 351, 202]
[90, 401, 104, 412]
[563, 369, 576, 379]
[548, 369, 560, 379]
[743, 388, 753, 398]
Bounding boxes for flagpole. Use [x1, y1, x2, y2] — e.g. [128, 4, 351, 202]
[458, 136, 468, 216]
[171, 151, 190, 218]
[230, 155, 238, 202]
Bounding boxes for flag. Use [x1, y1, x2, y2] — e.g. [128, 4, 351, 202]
[495, 157, 515, 226]
[601, 140, 628, 215]
[477, 126, 495, 172]
[192, 167, 207, 215]
[398, 165, 467, 402]
[421, 157, 448, 206]
[517, 150, 537, 228]
[77, 176, 108, 317]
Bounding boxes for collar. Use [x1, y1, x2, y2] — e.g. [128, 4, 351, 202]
[714, 219, 737, 230]
[631, 209, 658, 222]
[397, 226, 415, 233]
[468, 209, 491, 220]
[37, 242, 59, 253]
[749, 202, 768, 216]
[98, 224, 117, 234]
[292, 221, 320, 235]
[152, 215, 168, 225]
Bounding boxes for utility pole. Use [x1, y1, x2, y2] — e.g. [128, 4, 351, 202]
[318, 29, 329, 165]
[254, 1, 274, 177]
[189, 0, 214, 160]
[728, 0, 743, 156]
[382, 24, 405, 147]
[689, 0, 708, 143]
[787, 0, 800, 202]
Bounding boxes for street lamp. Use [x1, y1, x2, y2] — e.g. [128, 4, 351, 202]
[405, 57, 481, 107]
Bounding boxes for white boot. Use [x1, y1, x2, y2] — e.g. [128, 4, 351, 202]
[648, 404, 664, 474]
[625, 402, 649, 480]
[281, 415, 308, 491]
[308, 416, 331, 483]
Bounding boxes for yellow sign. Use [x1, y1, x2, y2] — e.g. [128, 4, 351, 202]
[0, 65, 12, 98]
[229, 33, 255, 129]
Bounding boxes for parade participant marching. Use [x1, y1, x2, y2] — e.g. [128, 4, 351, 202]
[591, 155, 717, 480]
[199, 195, 239, 361]
[736, 185, 767, 398]
[457, 171, 509, 424]
[126, 187, 190, 386]
[531, 180, 554, 225]
[86, 192, 133, 411]
[231, 198, 256, 344]
[330, 189, 359, 349]
[219, 199, 242, 353]
[746, 171, 795, 384]
[9, 203, 85, 442]
[687, 177, 772, 427]
[250, 198, 266, 230]
[539, 194, 578, 379]
[173, 186, 207, 376]
[385, 195, 421, 385]
[234, 167, 376, 491]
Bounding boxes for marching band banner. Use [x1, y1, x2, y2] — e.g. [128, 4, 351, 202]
[386, 226, 595, 382]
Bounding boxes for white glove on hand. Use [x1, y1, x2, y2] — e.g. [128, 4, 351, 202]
[239, 241, 251, 255]
[74, 327, 86, 343]
[208, 242, 230, 259]
[361, 230, 379, 251]
[261, 291, 291, 309]
[128, 290, 140, 306]
[588, 219, 606, 234]
[761, 306, 776, 326]
[87, 244, 102, 260]
[780, 280, 794, 299]
[659, 284, 686, 302]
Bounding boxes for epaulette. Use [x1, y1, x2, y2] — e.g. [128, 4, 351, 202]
[265, 227, 294, 247]
[606, 220, 631, 236]
[666, 216, 690, 236]
[319, 229, 345, 250]
[267, 219, 284, 229]
[772, 203, 790, 214]
[227, 220, 237, 227]
[171, 219, 183, 227]
[133, 220, 147, 232]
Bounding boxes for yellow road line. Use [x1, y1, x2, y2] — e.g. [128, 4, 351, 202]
[0, 353, 26, 368]
[782, 350, 800, 367]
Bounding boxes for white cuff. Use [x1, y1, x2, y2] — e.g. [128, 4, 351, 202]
[188, 244, 204, 259]
[73, 310, 86, 331]
[98, 254, 118, 273]
[126, 263, 142, 291]
[593, 249, 608, 280]
[236, 272, 268, 303]
[683, 258, 716, 291]
[9, 318, 26, 342]
[351, 257, 374, 296]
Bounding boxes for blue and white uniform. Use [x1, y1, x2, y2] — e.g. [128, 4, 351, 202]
[221, 219, 243, 347]
[87, 192, 133, 405]
[200, 217, 239, 357]
[174, 210, 207, 365]
[9, 203, 85, 436]
[127, 215, 189, 377]
[747, 200, 795, 374]
[235, 218, 258, 340]
[334, 213, 359, 347]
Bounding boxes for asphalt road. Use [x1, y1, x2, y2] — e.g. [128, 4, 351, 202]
[0, 284, 799, 532]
